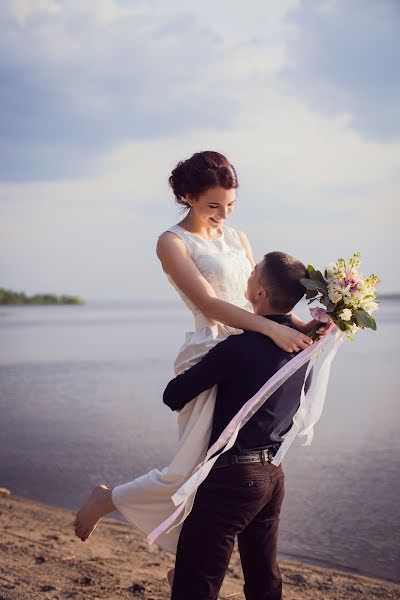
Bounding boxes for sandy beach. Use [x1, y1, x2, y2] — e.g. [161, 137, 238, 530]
[0, 489, 399, 600]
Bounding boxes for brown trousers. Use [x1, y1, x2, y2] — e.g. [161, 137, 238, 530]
[171, 460, 285, 600]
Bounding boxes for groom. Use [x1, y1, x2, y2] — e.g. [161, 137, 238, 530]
[163, 251, 317, 600]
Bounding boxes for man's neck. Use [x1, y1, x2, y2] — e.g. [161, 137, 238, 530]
[253, 303, 289, 317]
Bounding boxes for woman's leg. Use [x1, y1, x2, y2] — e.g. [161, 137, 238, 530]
[74, 484, 116, 541]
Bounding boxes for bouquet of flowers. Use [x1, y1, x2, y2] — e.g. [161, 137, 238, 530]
[301, 252, 380, 340]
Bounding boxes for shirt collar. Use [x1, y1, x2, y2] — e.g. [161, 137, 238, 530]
[262, 314, 293, 326]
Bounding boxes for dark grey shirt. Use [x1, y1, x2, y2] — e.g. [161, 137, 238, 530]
[163, 315, 309, 454]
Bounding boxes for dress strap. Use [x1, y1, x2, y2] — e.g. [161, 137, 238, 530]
[165, 224, 185, 238]
[164, 225, 196, 257]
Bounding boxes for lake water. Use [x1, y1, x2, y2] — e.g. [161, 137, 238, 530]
[0, 299, 399, 583]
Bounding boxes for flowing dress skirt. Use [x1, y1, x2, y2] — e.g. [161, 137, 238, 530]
[112, 323, 239, 553]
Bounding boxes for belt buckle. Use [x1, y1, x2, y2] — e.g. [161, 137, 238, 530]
[261, 449, 271, 465]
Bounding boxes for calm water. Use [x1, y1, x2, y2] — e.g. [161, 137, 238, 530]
[0, 299, 399, 582]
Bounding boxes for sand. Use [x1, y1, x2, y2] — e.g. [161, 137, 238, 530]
[0, 489, 399, 600]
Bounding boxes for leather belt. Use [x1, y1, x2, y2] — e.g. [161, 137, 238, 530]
[212, 447, 279, 469]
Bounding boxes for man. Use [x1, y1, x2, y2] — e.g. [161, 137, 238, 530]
[163, 251, 315, 600]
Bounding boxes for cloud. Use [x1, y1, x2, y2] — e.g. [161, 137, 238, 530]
[1, 107, 399, 296]
[0, 0, 398, 295]
[2, 0, 399, 182]
[0, 1, 273, 180]
[0, 0, 298, 181]
[282, 0, 400, 141]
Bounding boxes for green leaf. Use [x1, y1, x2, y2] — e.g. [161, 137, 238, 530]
[330, 315, 340, 327]
[319, 295, 329, 307]
[370, 316, 377, 331]
[307, 265, 317, 278]
[307, 266, 327, 286]
[301, 278, 322, 291]
[300, 278, 328, 294]
[314, 270, 327, 285]
[305, 288, 319, 299]
[354, 309, 374, 329]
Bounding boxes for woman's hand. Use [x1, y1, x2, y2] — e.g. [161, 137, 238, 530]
[265, 320, 313, 353]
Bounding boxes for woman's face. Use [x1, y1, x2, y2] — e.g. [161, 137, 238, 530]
[187, 186, 236, 229]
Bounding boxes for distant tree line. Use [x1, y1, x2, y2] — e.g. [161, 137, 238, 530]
[0, 288, 84, 305]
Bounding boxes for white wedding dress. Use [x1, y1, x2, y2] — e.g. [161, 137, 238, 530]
[112, 224, 252, 553]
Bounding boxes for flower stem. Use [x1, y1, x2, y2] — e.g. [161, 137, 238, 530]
[308, 325, 321, 341]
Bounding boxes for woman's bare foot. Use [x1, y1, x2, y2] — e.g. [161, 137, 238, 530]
[73, 484, 115, 542]
[167, 567, 175, 589]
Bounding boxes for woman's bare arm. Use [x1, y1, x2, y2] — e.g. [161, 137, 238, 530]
[157, 232, 312, 352]
[237, 230, 255, 268]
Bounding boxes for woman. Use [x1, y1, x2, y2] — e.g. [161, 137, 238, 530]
[73, 151, 317, 562]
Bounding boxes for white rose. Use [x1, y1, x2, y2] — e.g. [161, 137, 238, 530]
[339, 309, 352, 321]
[342, 288, 351, 298]
[327, 282, 342, 304]
[360, 299, 378, 314]
[329, 291, 342, 304]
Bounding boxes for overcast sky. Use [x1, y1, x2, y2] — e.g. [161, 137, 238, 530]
[1, 0, 399, 301]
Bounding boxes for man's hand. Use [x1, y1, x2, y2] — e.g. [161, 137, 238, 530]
[315, 320, 338, 337]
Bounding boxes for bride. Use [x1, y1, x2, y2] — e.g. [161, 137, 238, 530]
[73, 150, 318, 575]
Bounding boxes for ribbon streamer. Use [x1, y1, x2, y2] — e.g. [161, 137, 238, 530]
[147, 330, 344, 545]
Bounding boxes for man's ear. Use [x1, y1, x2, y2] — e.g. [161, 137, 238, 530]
[257, 287, 268, 300]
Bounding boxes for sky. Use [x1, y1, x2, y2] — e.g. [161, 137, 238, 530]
[0, 0, 399, 301]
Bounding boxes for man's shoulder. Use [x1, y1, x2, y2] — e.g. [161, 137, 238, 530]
[241, 330, 275, 347]
[221, 330, 276, 357]
[236, 330, 294, 362]
[211, 331, 295, 381]
[212, 331, 257, 356]
[216, 329, 293, 357]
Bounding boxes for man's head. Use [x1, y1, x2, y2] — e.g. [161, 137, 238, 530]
[246, 251, 307, 315]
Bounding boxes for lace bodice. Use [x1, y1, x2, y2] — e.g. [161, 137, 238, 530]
[164, 224, 252, 328]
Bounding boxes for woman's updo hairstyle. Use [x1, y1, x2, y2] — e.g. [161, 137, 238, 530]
[169, 151, 238, 208]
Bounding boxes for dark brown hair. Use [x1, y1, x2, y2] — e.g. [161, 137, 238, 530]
[169, 151, 238, 208]
[260, 252, 307, 313]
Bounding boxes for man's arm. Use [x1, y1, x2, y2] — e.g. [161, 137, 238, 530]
[163, 336, 238, 411]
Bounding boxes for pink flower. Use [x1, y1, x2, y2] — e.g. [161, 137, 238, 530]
[310, 307, 330, 323]
[339, 275, 361, 293]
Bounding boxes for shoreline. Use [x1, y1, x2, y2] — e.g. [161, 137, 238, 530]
[1, 490, 399, 600]
[277, 550, 400, 587]
[3, 489, 397, 586]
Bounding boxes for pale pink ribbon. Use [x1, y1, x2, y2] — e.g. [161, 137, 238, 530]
[147, 330, 343, 545]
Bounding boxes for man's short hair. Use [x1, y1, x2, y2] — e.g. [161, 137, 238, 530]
[259, 252, 307, 313]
